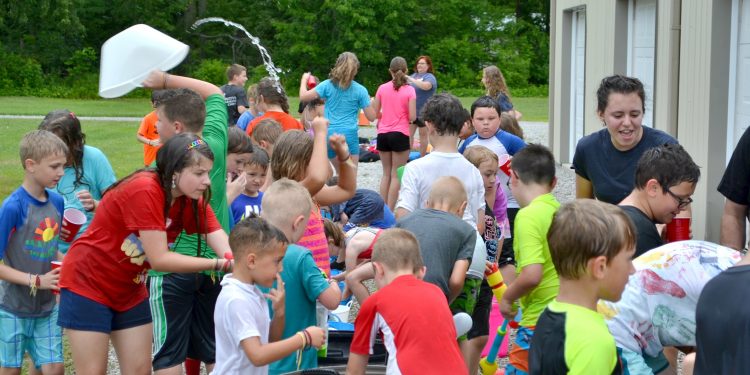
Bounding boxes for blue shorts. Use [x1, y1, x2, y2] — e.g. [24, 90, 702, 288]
[328, 126, 360, 159]
[0, 306, 63, 368]
[57, 289, 152, 333]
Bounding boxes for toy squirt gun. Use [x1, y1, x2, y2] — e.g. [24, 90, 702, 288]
[479, 263, 518, 375]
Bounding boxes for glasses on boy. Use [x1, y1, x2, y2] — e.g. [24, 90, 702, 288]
[664, 188, 693, 210]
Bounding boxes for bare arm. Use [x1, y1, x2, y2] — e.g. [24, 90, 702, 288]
[363, 104, 377, 122]
[575, 174, 594, 199]
[314, 135, 356, 206]
[395, 207, 410, 219]
[318, 282, 342, 310]
[140, 230, 229, 273]
[721, 199, 748, 250]
[499, 263, 542, 321]
[299, 72, 321, 102]
[300, 117, 330, 196]
[142, 71, 222, 99]
[347, 353, 369, 375]
[241, 326, 323, 366]
[136, 133, 156, 146]
[448, 259, 470, 303]
[205, 229, 232, 260]
[408, 98, 417, 122]
[0, 263, 59, 291]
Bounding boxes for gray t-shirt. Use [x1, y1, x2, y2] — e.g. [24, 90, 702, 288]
[396, 209, 476, 299]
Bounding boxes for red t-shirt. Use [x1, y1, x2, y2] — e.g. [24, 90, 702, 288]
[350, 275, 467, 374]
[59, 172, 221, 311]
[246, 111, 303, 136]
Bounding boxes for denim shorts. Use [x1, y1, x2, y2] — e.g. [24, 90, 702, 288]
[0, 306, 63, 368]
[57, 289, 151, 333]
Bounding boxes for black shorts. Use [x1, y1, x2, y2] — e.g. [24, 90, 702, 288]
[467, 281, 493, 339]
[149, 272, 222, 369]
[376, 132, 410, 152]
[414, 118, 426, 128]
[500, 207, 519, 267]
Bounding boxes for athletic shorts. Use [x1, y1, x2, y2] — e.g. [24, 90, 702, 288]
[0, 306, 63, 368]
[449, 277, 482, 341]
[500, 207, 520, 267]
[58, 289, 151, 333]
[149, 273, 222, 370]
[467, 280, 493, 340]
[506, 325, 535, 375]
[327, 126, 360, 159]
[376, 132, 410, 152]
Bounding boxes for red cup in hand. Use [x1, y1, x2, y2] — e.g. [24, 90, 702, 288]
[499, 154, 512, 176]
[61, 208, 87, 242]
[666, 217, 691, 242]
[307, 75, 318, 90]
[51, 261, 62, 295]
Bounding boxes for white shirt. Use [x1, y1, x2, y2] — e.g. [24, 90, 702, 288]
[212, 274, 270, 375]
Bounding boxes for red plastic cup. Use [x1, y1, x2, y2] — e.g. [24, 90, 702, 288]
[307, 75, 318, 90]
[498, 154, 512, 176]
[61, 208, 87, 242]
[51, 261, 62, 295]
[666, 217, 691, 242]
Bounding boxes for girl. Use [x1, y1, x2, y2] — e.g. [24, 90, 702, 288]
[38, 110, 116, 254]
[57, 134, 233, 375]
[246, 77, 303, 136]
[406, 55, 437, 156]
[299, 52, 377, 168]
[482, 65, 522, 120]
[271, 118, 356, 275]
[372, 56, 416, 209]
[225, 125, 254, 206]
[500, 112, 524, 139]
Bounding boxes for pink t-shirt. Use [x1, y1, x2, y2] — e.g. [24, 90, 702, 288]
[375, 81, 416, 136]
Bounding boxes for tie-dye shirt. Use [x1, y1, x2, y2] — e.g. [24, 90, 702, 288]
[597, 241, 740, 357]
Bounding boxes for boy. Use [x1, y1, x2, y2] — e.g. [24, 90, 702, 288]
[251, 118, 283, 157]
[600, 241, 739, 375]
[529, 200, 635, 375]
[142, 70, 231, 374]
[395, 93, 485, 234]
[136, 90, 164, 166]
[394, 176, 476, 303]
[213, 217, 324, 374]
[0, 130, 68, 374]
[231, 147, 269, 225]
[237, 84, 261, 131]
[220, 63, 249, 126]
[260, 179, 342, 374]
[619, 143, 700, 256]
[499, 144, 560, 374]
[347, 229, 468, 375]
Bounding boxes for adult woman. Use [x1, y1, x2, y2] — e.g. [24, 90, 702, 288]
[482, 65, 522, 120]
[38, 110, 116, 254]
[373, 56, 416, 209]
[299, 52, 377, 168]
[406, 55, 437, 156]
[572, 75, 677, 204]
[57, 133, 232, 374]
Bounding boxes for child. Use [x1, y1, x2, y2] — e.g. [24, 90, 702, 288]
[260, 179, 341, 373]
[395, 93, 486, 235]
[619, 143, 700, 256]
[482, 65, 522, 119]
[347, 229, 468, 375]
[226, 125, 255, 206]
[246, 77, 303, 136]
[136, 90, 164, 166]
[213, 217, 324, 374]
[499, 144, 560, 375]
[372, 56, 417, 209]
[141, 71, 232, 374]
[393, 176, 476, 303]
[236, 84, 261, 131]
[251, 118, 283, 157]
[231, 147, 269, 225]
[299, 52, 377, 167]
[57, 134, 233, 374]
[529, 200, 635, 374]
[220, 63, 249, 126]
[500, 112, 524, 139]
[600, 241, 739, 375]
[300, 98, 325, 136]
[0, 130, 67, 375]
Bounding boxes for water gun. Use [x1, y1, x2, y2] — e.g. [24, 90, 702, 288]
[479, 263, 517, 375]
[485, 263, 507, 303]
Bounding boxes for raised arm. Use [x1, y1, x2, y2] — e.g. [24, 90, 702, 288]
[299, 72, 321, 102]
[300, 117, 330, 196]
[314, 134, 356, 206]
[143, 70, 222, 99]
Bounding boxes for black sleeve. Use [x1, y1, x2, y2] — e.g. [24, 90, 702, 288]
[718, 127, 750, 205]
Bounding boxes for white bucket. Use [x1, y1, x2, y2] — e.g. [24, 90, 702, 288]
[330, 301, 353, 323]
[98, 24, 189, 98]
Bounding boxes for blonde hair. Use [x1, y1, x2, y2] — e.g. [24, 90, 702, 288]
[252, 118, 282, 146]
[20, 130, 68, 168]
[372, 229, 424, 274]
[390, 56, 408, 90]
[330, 52, 360, 89]
[500, 112, 524, 139]
[483, 65, 511, 101]
[547, 200, 636, 280]
[261, 178, 313, 229]
[463, 145, 498, 169]
[322, 218, 345, 249]
[270, 130, 313, 181]
[427, 176, 467, 212]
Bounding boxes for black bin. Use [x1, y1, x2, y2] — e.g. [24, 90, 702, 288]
[318, 330, 387, 366]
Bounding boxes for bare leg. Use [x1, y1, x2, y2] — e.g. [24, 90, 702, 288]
[465, 336, 489, 375]
[379, 151, 393, 203]
[0, 367, 21, 375]
[388, 150, 410, 209]
[680, 353, 695, 375]
[111, 323, 154, 375]
[153, 364, 181, 375]
[417, 126, 429, 156]
[66, 329, 111, 375]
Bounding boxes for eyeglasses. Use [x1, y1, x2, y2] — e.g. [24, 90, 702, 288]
[665, 188, 693, 209]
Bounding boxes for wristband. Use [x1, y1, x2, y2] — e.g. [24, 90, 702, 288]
[29, 273, 38, 297]
[162, 72, 169, 89]
[302, 329, 312, 350]
[221, 259, 232, 273]
[296, 331, 307, 350]
[214, 258, 220, 272]
[337, 153, 351, 162]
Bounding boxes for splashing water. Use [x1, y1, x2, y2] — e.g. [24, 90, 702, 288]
[192, 17, 283, 91]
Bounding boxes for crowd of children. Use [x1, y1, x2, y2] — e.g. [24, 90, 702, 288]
[3, 55, 750, 375]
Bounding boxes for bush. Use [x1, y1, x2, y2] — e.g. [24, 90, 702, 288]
[0, 52, 44, 95]
[193, 59, 227, 86]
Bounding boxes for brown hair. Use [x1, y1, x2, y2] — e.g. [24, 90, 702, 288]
[413, 55, 434, 74]
[463, 145, 498, 169]
[483, 65, 511, 102]
[157, 88, 207, 133]
[330, 52, 359, 89]
[500, 112, 524, 139]
[252, 118, 283, 146]
[547, 199, 636, 280]
[226, 63, 247, 82]
[229, 216, 288, 259]
[390, 56, 408, 90]
[322, 218, 345, 249]
[270, 130, 313, 181]
[227, 125, 254, 155]
[372, 228, 424, 274]
[257, 77, 290, 113]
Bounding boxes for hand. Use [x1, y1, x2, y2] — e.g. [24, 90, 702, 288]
[226, 172, 247, 200]
[40, 268, 61, 291]
[311, 116, 329, 135]
[301, 72, 311, 85]
[329, 134, 350, 160]
[59, 226, 72, 242]
[499, 297, 518, 322]
[150, 139, 161, 147]
[304, 326, 326, 349]
[76, 190, 96, 211]
[142, 70, 168, 90]
[265, 273, 286, 317]
[484, 261, 495, 275]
